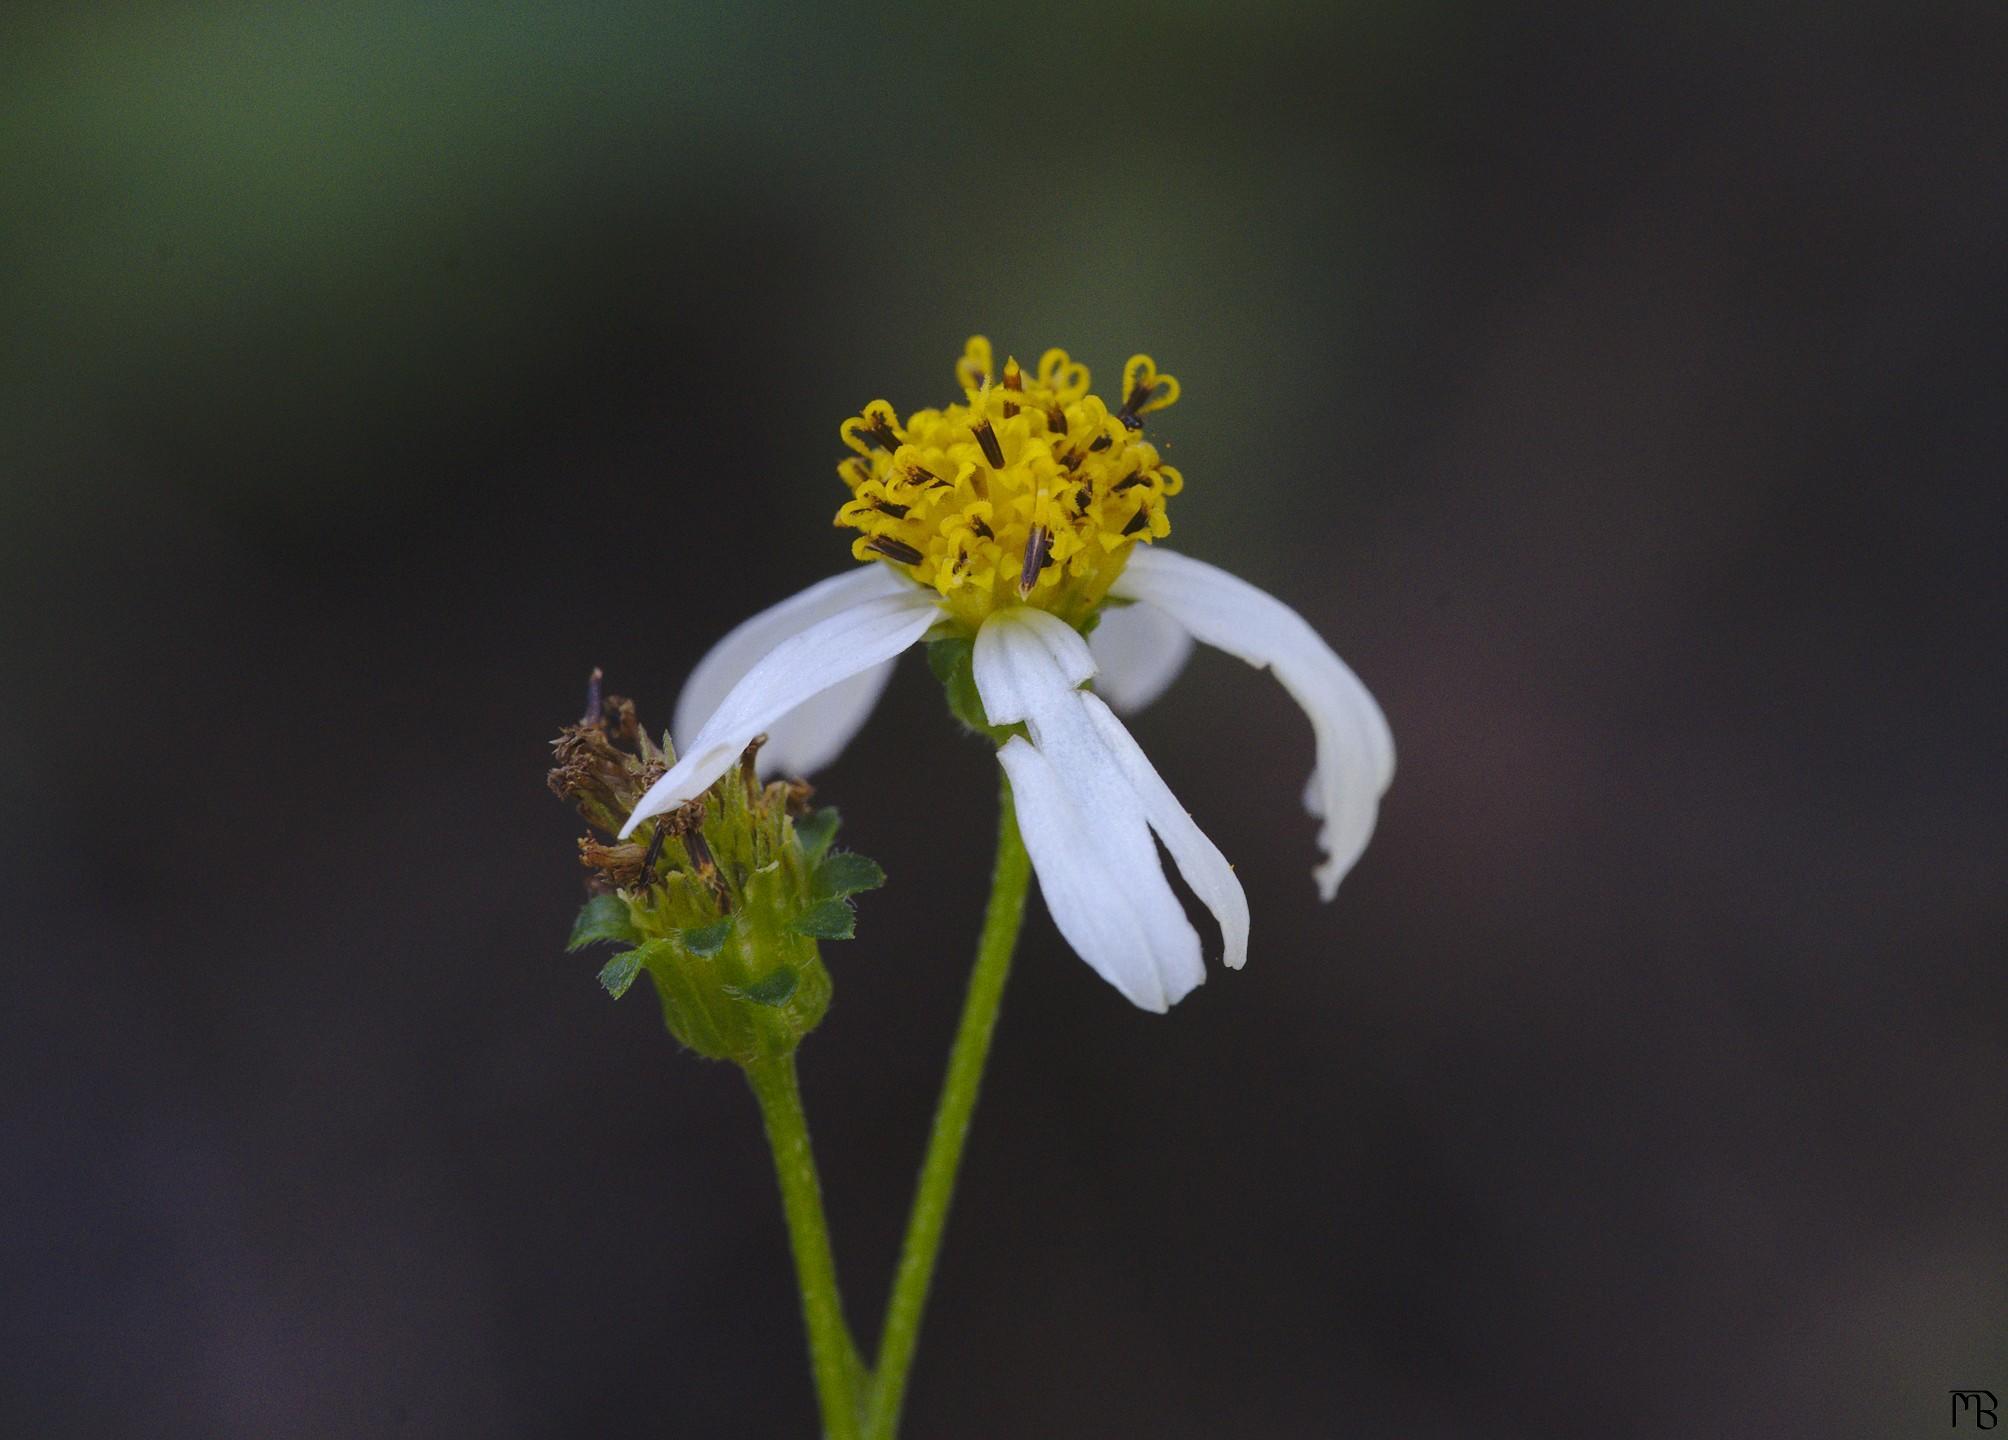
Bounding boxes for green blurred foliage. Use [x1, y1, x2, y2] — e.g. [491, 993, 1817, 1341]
[2, 0, 1465, 557]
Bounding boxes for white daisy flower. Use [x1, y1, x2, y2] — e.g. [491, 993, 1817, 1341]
[620, 339, 1394, 1011]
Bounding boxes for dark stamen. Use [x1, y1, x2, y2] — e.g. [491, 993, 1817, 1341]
[1122, 505, 1152, 536]
[639, 821, 670, 885]
[868, 416, 901, 452]
[1088, 433, 1112, 452]
[873, 499, 910, 518]
[970, 516, 993, 540]
[867, 535, 924, 566]
[1119, 377, 1161, 427]
[1018, 525, 1053, 595]
[1113, 473, 1148, 491]
[580, 667, 605, 727]
[972, 418, 1006, 469]
[683, 826, 715, 874]
[1075, 486, 1092, 512]
[905, 462, 948, 488]
[1001, 363, 1022, 418]
[1045, 405, 1067, 436]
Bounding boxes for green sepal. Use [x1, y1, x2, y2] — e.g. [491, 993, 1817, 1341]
[792, 807, 841, 862]
[791, 897, 856, 940]
[597, 948, 647, 1000]
[725, 968, 800, 1007]
[925, 634, 968, 685]
[681, 918, 733, 957]
[814, 850, 885, 899]
[568, 893, 640, 951]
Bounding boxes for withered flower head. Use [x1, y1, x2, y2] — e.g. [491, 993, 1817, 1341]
[546, 670, 881, 1063]
[547, 668, 670, 839]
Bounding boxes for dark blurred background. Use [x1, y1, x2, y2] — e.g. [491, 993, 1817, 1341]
[4, 3, 2003, 1436]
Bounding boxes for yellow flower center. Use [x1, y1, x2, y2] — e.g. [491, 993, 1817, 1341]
[835, 336, 1183, 631]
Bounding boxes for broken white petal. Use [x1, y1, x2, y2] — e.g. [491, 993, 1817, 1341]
[1112, 547, 1394, 899]
[1080, 693, 1249, 970]
[976, 608, 1205, 1010]
[997, 738, 1202, 1012]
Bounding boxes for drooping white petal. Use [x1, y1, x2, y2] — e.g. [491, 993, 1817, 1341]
[1080, 693, 1249, 970]
[1112, 547, 1395, 900]
[620, 589, 941, 837]
[1086, 600, 1194, 714]
[976, 608, 1204, 1010]
[998, 739, 1199, 1012]
[674, 567, 910, 778]
[972, 612, 1148, 867]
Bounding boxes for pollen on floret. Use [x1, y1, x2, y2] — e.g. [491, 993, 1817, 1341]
[834, 337, 1183, 631]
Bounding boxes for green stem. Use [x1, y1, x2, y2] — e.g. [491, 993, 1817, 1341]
[865, 776, 1034, 1439]
[745, 1053, 865, 1440]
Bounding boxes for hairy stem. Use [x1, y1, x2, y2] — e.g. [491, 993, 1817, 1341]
[745, 1054, 865, 1440]
[865, 776, 1033, 1438]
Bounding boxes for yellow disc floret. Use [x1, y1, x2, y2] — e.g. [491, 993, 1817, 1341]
[835, 336, 1183, 631]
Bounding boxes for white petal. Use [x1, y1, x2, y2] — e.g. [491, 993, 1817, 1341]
[1080, 693, 1249, 970]
[998, 739, 1202, 1013]
[674, 568, 910, 778]
[620, 589, 941, 837]
[972, 612, 1142, 858]
[1086, 601, 1194, 714]
[1112, 548, 1395, 900]
[967, 604, 1096, 721]
[976, 609, 1204, 1010]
